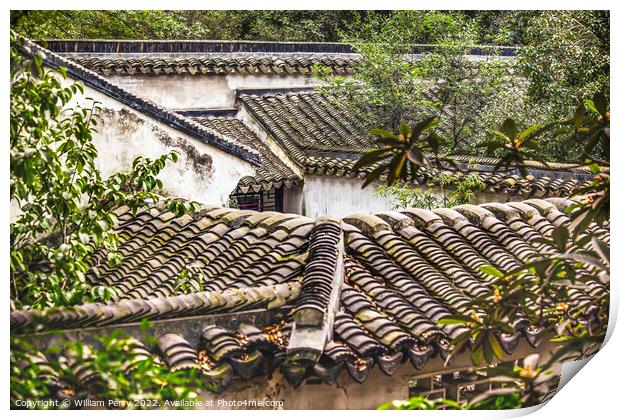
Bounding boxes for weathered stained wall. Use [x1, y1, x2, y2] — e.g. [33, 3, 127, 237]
[106, 74, 320, 110]
[66, 81, 256, 205]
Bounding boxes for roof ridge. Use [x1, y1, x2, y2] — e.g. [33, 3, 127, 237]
[448, 155, 597, 174]
[18, 36, 261, 165]
[41, 39, 518, 56]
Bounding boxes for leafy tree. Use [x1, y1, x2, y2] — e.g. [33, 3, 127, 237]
[11, 11, 213, 40]
[318, 11, 515, 152]
[492, 11, 609, 162]
[10, 32, 197, 310]
[516, 11, 609, 116]
[9, 10, 526, 45]
[317, 10, 609, 163]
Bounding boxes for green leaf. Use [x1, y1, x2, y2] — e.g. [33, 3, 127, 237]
[361, 162, 389, 188]
[488, 333, 505, 361]
[573, 104, 585, 129]
[584, 99, 598, 115]
[426, 132, 444, 154]
[591, 237, 610, 266]
[470, 346, 485, 366]
[564, 252, 608, 271]
[482, 337, 494, 364]
[437, 314, 475, 325]
[518, 123, 542, 140]
[406, 148, 427, 166]
[412, 116, 438, 138]
[398, 122, 412, 138]
[479, 265, 504, 279]
[370, 128, 398, 140]
[393, 153, 409, 181]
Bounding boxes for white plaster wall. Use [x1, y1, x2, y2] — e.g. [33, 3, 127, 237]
[302, 175, 396, 218]
[301, 175, 531, 218]
[107, 75, 233, 110]
[65, 82, 255, 206]
[107, 73, 321, 110]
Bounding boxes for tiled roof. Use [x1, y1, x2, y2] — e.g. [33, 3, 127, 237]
[240, 91, 596, 198]
[36, 37, 586, 198]
[240, 91, 373, 160]
[18, 37, 261, 165]
[12, 198, 608, 392]
[73, 55, 357, 76]
[193, 116, 301, 193]
[45, 40, 516, 76]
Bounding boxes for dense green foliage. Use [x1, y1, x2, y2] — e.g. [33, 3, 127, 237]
[10, 32, 202, 407]
[511, 11, 609, 160]
[10, 10, 521, 45]
[516, 12, 610, 117]
[319, 10, 609, 162]
[10, 10, 364, 42]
